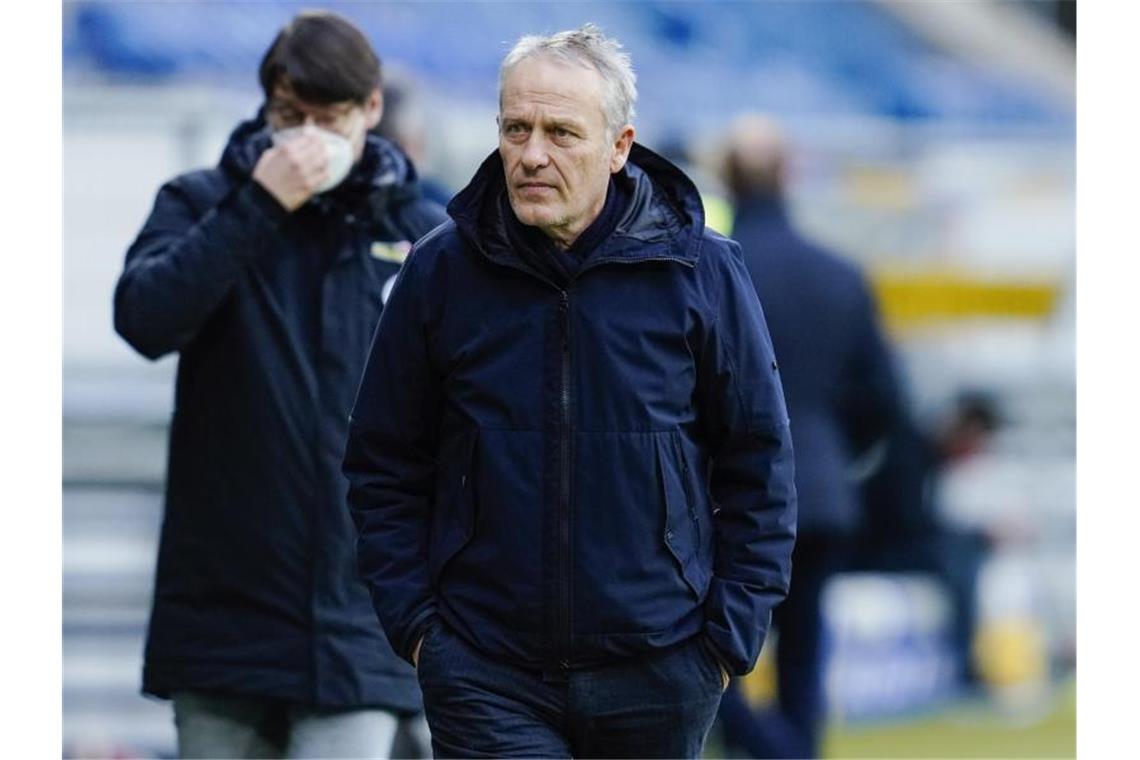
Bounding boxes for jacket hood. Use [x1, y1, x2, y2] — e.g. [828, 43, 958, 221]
[219, 113, 423, 219]
[447, 142, 707, 272]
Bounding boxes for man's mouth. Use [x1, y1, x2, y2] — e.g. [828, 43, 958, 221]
[517, 182, 556, 198]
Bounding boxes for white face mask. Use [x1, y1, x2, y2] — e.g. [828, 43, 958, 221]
[272, 122, 357, 194]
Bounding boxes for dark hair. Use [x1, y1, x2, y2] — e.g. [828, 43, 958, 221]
[723, 145, 784, 202]
[258, 11, 381, 105]
[954, 391, 1001, 433]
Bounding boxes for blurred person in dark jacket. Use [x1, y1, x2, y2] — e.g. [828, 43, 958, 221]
[853, 391, 1001, 689]
[715, 114, 900, 759]
[343, 26, 796, 759]
[373, 78, 454, 208]
[113, 11, 446, 758]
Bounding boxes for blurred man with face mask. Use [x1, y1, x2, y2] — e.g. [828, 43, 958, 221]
[113, 10, 446, 758]
[343, 25, 796, 758]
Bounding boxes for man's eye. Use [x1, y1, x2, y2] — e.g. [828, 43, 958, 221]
[504, 123, 527, 135]
[276, 108, 302, 124]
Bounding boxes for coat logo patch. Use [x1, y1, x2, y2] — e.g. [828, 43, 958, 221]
[370, 240, 413, 263]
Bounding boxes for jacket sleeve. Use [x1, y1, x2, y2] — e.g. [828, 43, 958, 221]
[697, 242, 798, 676]
[342, 246, 442, 664]
[838, 275, 901, 457]
[113, 176, 289, 359]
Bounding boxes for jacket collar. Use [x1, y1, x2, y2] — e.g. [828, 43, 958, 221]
[447, 142, 706, 280]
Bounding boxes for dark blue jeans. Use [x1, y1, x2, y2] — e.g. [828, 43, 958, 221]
[416, 622, 725, 758]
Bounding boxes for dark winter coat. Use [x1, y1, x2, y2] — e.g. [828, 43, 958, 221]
[344, 144, 797, 677]
[732, 196, 899, 534]
[114, 116, 446, 711]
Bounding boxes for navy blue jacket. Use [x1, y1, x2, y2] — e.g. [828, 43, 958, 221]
[114, 116, 446, 711]
[344, 144, 797, 677]
[732, 196, 899, 534]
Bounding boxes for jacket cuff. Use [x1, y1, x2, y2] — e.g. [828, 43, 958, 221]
[401, 608, 439, 666]
[700, 634, 733, 678]
[702, 575, 775, 677]
[238, 179, 290, 228]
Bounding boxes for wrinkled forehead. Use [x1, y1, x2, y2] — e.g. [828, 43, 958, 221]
[499, 55, 607, 123]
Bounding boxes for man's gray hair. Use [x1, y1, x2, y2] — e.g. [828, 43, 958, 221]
[500, 24, 638, 137]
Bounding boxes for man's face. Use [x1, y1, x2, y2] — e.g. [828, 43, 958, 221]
[499, 56, 635, 249]
[266, 81, 382, 162]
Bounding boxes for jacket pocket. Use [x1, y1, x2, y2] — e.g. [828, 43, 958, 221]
[429, 430, 479, 587]
[658, 434, 711, 600]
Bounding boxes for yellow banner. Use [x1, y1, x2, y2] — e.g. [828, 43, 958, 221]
[870, 268, 1061, 328]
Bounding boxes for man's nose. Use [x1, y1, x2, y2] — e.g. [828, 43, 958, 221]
[520, 134, 550, 171]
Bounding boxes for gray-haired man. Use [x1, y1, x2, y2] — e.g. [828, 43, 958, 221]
[344, 25, 797, 758]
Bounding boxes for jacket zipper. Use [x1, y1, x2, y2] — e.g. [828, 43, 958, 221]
[471, 247, 694, 671]
[558, 289, 572, 670]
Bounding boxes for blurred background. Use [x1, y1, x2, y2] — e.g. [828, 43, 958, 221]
[62, 1, 1075, 757]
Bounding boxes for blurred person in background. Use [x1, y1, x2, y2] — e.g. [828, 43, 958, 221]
[112, 10, 446, 759]
[853, 391, 1002, 690]
[655, 132, 736, 237]
[716, 113, 901, 759]
[343, 25, 796, 759]
[373, 78, 455, 208]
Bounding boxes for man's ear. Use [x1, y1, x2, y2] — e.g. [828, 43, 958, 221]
[364, 87, 383, 130]
[610, 124, 636, 173]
